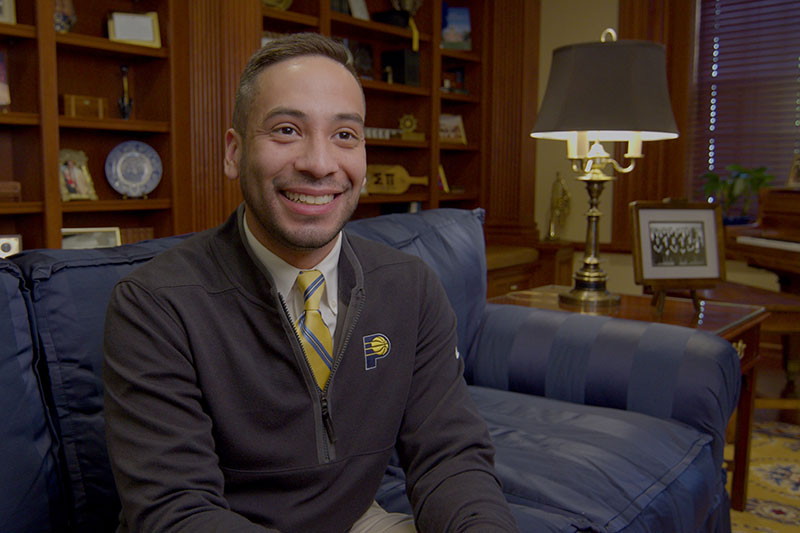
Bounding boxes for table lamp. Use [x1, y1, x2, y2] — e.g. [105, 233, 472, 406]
[530, 29, 678, 308]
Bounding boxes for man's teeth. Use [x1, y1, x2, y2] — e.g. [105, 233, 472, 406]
[284, 191, 335, 205]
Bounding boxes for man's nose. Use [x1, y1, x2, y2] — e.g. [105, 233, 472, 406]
[294, 136, 338, 178]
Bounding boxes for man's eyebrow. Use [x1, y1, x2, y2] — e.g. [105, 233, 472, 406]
[335, 113, 365, 126]
[262, 107, 364, 126]
[263, 107, 306, 122]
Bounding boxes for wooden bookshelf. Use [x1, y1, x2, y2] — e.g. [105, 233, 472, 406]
[261, 0, 487, 215]
[0, 0, 190, 249]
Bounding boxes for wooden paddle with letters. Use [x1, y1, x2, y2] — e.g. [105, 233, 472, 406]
[366, 164, 428, 194]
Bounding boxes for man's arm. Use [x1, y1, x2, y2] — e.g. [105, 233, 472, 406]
[103, 280, 273, 532]
[395, 264, 518, 532]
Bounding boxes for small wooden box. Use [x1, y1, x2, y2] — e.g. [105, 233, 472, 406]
[60, 94, 108, 119]
[0, 181, 21, 202]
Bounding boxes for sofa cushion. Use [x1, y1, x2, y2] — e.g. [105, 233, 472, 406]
[378, 386, 724, 532]
[11, 236, 190, 531]
[345, 208, 487, 356]
[0, 261, 62, 532]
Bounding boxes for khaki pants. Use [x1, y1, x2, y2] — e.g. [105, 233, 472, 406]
[349, 501, 416, 533]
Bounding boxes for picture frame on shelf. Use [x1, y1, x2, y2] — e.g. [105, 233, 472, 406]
[788, 153, 800, 186]
[61, 227, 122, 250]
[347, 0, 370, 20]
[0, 0, 16, 25]
[262, 0, 293, 10]
[0, 234, 21, 258]
[0, 46, 9, 107]
[441, 4, 471, 51]
[630, 200, 726, 288]
[108, 12, 161, 49]
[439, 114, 467, 144]
[59, 149, 99, 202]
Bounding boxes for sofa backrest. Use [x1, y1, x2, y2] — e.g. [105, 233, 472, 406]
[0, 260, 63, 532]
[5, 208, 487, 531]
[345, 208, 488, 357]
[11, 235, 191, 532]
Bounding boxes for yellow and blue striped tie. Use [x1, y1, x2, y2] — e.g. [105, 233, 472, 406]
[295, 270, 333, 389]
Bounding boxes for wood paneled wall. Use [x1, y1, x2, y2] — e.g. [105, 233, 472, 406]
[483, 0, 541, 246]
[181, 0, 544, 241]
[186, 0, 260, 232]
[612, 0, 697, 250]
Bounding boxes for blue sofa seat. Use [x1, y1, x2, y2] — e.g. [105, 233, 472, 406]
[1, 208, 738, 532]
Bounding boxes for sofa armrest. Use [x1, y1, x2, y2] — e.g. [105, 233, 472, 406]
[466, 303, 741, 466]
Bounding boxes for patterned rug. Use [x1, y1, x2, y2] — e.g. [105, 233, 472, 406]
[725, 421, 800, 532]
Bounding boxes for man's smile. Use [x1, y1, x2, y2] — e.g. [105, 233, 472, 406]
[282, 190, 337, 206]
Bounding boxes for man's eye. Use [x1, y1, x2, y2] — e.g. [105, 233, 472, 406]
[337, 131, 360, 142]
[278, 126, 296, 135]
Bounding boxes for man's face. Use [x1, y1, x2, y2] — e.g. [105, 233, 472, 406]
[224, 55, 366, 267]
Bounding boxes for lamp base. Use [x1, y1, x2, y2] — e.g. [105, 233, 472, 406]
[558, 287, 621, 308]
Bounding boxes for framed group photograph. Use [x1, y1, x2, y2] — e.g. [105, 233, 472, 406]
[630, 200, 726, 288]
[61, 227, 121, 249]
[59, 149, 99, 201]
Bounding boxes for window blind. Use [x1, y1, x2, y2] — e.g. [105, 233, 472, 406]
[690, 0, 800, 216]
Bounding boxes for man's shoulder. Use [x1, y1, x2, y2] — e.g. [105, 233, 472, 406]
[344, 231, 426, 272]
[122, 226, 227, 291]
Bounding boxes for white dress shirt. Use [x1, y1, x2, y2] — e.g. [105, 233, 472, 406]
[243, 216, 341, 342]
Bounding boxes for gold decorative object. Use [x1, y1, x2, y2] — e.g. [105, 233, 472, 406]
[391, 0, 422, 51]
[545, 172, 570, 241]
[398, 114, 425, 141]
[366, 164, 428, 194]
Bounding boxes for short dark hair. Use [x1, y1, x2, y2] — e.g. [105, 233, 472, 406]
[232, 32, 360, 135]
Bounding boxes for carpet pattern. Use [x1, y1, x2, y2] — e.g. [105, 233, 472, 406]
[726, 421, 800, 532]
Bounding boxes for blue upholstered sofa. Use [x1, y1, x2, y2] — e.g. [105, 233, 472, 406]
[2, 208, 739, 532]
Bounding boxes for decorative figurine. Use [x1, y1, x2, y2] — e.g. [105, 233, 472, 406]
[545, 171, 571, 241]
[54, 0, 77, 33]
[118, 65, 133, 119]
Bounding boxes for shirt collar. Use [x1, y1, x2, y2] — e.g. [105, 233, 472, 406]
[242, 214, 341, 311]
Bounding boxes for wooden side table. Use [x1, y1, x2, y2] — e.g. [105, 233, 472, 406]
[490, 285, 768, 512]
[485, 243, 573, 298]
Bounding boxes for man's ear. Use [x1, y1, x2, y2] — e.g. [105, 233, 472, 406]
[224, 128, 242, 180]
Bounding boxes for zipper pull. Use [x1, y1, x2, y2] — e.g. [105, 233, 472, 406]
[320, 395, 337, 443]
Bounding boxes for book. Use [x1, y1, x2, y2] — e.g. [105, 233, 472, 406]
[441, 4, 472, 51]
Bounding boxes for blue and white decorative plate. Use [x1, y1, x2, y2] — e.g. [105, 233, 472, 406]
[104, 141, 162, 198]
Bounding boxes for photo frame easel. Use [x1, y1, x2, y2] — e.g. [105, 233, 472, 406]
[630, 199, 726, 315]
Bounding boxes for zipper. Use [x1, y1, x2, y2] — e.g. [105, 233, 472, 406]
[278, 286, 365, 458]
[278, 293, 336, 458]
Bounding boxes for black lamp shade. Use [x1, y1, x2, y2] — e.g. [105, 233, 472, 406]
[531, 40, 678, 141]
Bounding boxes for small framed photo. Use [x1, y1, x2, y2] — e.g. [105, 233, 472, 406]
[61, 227, 122, 250]
[0, 234, 21, 258]
[630, 200, 726, 287]
[788, 153, 800, 186]
[347, 0, 370, 21]
[439, 114, 467, 144]
[0, 45, 9, 107]
[108, 12, 161, 48]
[59, 149, 99, 201]
[0, 0, 16, 25]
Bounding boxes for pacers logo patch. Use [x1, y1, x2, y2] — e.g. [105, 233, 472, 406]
[363, 333, 392, 370]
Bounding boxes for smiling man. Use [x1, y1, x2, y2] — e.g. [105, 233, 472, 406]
[103, 33, 517, 533]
